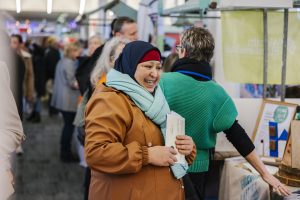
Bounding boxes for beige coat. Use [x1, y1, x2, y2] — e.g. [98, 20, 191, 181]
[20, 49, 34, 101]
[85, 85, 196, 200]
[0, 62, 25, 199]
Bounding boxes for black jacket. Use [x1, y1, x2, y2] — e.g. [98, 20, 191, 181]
[76, 44, 104, 95]
[44, 46, 60, 80]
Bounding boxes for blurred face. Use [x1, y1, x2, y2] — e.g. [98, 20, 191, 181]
[134, 60, 162, 93]
[119, 23, 138, 41]
[10, 37, 20, 50]
[88, 37, 102, 56]
[109, 43, 125, 68]
[71, 48, 81, 60]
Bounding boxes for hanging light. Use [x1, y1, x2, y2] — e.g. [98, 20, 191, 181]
[108, 10, 114, 17]
[79, 0, 86, 15]
[47, 0, 53, 14]
[16, 0, 21, 13]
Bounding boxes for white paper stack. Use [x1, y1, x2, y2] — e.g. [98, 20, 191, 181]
[166, 111, 186, 164]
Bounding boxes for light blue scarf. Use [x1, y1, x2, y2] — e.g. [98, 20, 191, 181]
[106, 69, 188, 179]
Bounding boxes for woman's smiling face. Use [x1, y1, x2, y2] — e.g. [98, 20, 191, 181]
[134, 60, 162, 93]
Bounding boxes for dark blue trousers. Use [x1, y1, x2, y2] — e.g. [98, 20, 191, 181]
[60, 111, 76, 156]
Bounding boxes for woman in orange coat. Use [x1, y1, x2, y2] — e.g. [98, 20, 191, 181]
[85, 41, 196, 200]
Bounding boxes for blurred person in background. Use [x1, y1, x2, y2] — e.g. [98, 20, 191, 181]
[77, 35, 102, 69]
[10, 34, 34, 156]
[89, 37, 129, 87]
[9, 39, 24, 119]
[10, 34, 35, 119]
[44, 36, 61, 117]
[51, 42, 81, 162]
[87, 35, 102, 57]
[111, 16, 138, 41]
[76, 35, 103, 95]
[73, 35, 103, 167]
[76, 16, 138, 97]
[25, 39, 46, 123]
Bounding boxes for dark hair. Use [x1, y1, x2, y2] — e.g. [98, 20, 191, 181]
[163, 53, 179, 72]
[11, 34, 23, 44]
[113, 16, 135, 34]
[110, 18, 118, 38]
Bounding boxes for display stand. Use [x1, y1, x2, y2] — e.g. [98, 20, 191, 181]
[275, 120, 300, 187]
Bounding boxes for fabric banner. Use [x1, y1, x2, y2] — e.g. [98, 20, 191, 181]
[222, 11, 300, 84]
[219, 157, 270, 200]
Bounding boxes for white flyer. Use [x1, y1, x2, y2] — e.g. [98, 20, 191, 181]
[166, 111, 186, 164]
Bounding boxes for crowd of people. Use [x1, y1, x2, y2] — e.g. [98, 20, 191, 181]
[0, 15, 291, 200]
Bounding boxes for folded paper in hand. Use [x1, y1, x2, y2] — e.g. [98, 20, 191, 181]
[166, 111, 186, 164]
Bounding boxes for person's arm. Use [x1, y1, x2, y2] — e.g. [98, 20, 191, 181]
[0, 63, 25, 169]
[224, 120, 255, 157]
[214, 93, 291, 196]
[64, 60, 79, 90]
[224, 121, 290, 196]
[85, 91, 150, 174]
[245, 150, 290, 196]
[0, 62, 24, 198]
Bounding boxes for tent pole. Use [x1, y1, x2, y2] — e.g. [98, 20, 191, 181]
[281, 9, 289, 102]
[263, 9, 268, 99]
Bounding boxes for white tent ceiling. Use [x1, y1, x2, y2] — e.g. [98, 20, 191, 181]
[0, 0, 99, 13]
[0, 0, 100, 20]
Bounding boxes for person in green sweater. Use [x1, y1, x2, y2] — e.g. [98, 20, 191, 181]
[159, 27, 290, 199]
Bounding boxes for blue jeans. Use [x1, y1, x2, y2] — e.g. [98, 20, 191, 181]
[34, 97, 42, 112]
[60, 111, 76, 156]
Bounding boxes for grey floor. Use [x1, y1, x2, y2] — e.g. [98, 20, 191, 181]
[12, 111, 85, 200]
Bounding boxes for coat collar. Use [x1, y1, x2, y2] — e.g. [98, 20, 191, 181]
[171, 58, 213, 81]
[96, 83, 137, 106]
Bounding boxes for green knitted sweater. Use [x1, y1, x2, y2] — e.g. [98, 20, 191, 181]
[160, 72, 238, 173]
